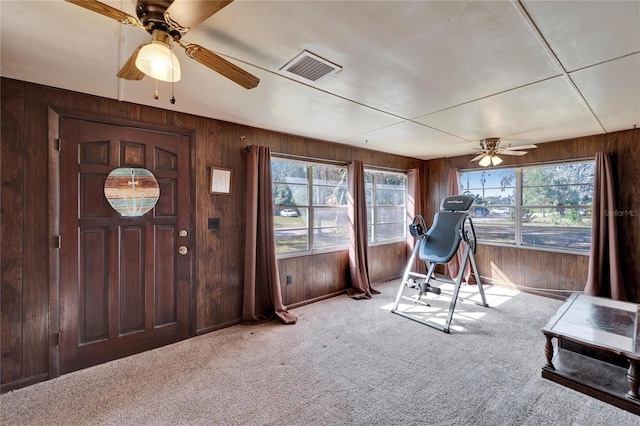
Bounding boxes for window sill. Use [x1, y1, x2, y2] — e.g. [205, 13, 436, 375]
[477, 241, 590, 256]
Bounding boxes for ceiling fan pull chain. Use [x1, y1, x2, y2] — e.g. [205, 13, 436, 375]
[170, 43, 176, 104]
[154, 79, 159, 100]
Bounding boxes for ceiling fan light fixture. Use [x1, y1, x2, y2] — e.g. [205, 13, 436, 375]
[136, 42, 181, 82]
[135, 30, 181, 82]
[491, 155, 503, 166]
[479, 155, 492, 167]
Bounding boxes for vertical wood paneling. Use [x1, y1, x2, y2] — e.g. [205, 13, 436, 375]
[521, 249, 541, 290]
[195, 118, 216, 328]
[1, 81, 25, 382]
[47, 107, 61, 379]
[222, 124, 248, 322]
[278, 243, 407, 307]
[577, 255, 589, 286]
[22, 84, 50, 378]
[561, 255, 578, 293]
[368, 242, 407, 283]
[501, 247, 519, 285]
[609, 130, 640, 302]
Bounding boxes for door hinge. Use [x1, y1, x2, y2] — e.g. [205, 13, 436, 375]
[53, 138, 61, 152]
[54, 235, 61, 248]
[56, 331, 61, 346]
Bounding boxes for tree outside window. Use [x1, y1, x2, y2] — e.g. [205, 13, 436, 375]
[272, 159, 348, 255]
[460, 160, 594, 253]
[365, 171, 407, 244]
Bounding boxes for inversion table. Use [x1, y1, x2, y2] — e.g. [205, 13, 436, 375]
[391, 195, 488, 333]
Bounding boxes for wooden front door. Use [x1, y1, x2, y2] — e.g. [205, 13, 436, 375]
[59, 118, 191, 374]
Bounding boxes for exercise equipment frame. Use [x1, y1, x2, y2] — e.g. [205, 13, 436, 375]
[391, 197, 489, 333]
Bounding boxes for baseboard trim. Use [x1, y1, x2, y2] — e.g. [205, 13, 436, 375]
[195, 319, 243, 336]
[1, 373, 49, 394]
[288, 290, 347, 310]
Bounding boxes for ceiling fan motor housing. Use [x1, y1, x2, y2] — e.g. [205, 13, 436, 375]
[480, 138, 500, 152]
[136, 0, 180, 39]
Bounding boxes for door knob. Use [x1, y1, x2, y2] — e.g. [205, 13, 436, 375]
[179, 229, 188, 237]
[178, 246, 188, 255]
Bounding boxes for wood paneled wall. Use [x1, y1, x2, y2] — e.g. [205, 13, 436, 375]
[423, 129, 640, 301]
[276, 242, 409, 308]
[3, 76, 637, 392]
[1, 78, 420, 390]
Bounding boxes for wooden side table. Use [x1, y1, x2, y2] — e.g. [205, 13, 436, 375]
[542, 293, 640, 415]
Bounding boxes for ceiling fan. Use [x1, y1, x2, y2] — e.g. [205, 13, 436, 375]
[470, 138, 537, 167]
[66, 0, 259, 90]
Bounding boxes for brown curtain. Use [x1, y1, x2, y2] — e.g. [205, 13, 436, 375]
[406, 168, 424, 273]
[584, 152, 626, 301]
[243, 145, 297, 324]
[445, 168, 474, 283]
[407, 168, 421, 250]
[347, 160, 379, 299]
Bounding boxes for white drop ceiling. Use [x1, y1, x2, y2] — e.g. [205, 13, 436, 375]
[1, 0, 639, 160]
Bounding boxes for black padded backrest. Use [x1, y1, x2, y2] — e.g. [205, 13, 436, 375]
[440, 195, 474, 211]
[418, 211, 468, 264]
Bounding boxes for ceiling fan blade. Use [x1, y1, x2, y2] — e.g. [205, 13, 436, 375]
[164, 0, 233, 32]
[505, 144, 538, 150]
[183, 44, 259, 89]
[471, 153, 486, 162]
[66, 0, 141, 28]
[499, 150, 527, 156]
[117, 45, 146, 80]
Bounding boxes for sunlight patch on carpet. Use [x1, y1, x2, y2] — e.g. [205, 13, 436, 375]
[379, 283, 523, 332]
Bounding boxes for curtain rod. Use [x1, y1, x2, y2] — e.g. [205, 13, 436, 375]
[246, 146, 344, 165]
[271, 151, 348, 166]
[246, 146, 413, 173]
[258, 148, 412, 174]
[460, 155, 596, 172]
[365, 164, 414, 174]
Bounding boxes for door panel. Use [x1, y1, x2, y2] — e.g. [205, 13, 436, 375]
[119, 225, 145, 334]
[79, 227, 109, 343]
[155, 225, 178, 325]
[59, 118, 191, 374]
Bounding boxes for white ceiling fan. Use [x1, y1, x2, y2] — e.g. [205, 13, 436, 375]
[470, 138, 537, 167]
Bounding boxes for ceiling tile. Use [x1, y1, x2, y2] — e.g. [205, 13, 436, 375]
[414, 76, 604, 145]
[571, 53, 640, 132]
[341, 121, 469, 160]
[1, 0, 122, 99]
[522, 0, 640, 71]
[120, 64, 402, 144]
[200, 1, 562, 118]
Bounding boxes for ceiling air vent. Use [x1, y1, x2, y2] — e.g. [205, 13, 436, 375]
[280, 50, 342, 82]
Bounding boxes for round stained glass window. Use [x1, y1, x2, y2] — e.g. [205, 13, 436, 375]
[104, 168, 160, 217]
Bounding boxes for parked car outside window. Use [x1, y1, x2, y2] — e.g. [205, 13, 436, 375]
[489, 207, 510, 216]
[472, 207, 489, 217]
[280, 209, 299, 217]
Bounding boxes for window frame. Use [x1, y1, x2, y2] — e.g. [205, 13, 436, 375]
[272, 157, 349, 258]
[365, 169, 408, 246]
[460, 159, 594, 256]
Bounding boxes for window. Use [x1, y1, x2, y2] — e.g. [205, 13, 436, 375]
[460, 160, 594, 253]
[272, 159, 349, 255]
[365, 170, 407, 244]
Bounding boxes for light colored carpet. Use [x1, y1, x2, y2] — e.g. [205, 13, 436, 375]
[1, 280, 638, 425]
